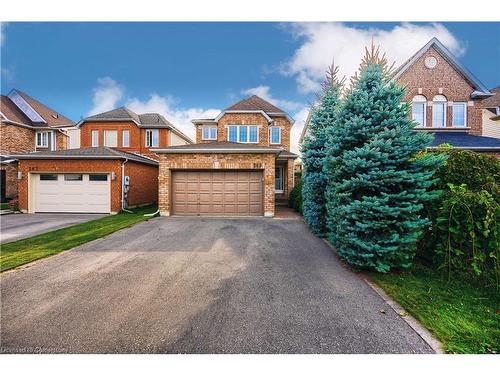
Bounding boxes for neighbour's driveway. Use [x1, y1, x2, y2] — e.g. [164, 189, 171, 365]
[0, 213, 106, 243]
[0, 217, 433, 354]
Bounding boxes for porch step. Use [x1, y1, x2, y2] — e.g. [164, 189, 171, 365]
[276, 199, 288, 206]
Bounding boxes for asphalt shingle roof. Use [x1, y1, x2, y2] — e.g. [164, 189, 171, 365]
[481, 86, 500, 108]
[13, 147, 158, 166]
[1, 90, 74, 128]
[225, 95, 286, 114]
[430, 132, 500, 149]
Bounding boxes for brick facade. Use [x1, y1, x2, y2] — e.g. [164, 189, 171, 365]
[0, 124, 36, 155]
[396, 46, 483, 135]
[158, 152, 276, 217]
[195, 113, 293, 151]
[17, 159, 157, 213]
[80, 121, 171, 159]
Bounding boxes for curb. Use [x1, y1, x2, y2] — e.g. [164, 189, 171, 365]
[363, 277, 444, 354]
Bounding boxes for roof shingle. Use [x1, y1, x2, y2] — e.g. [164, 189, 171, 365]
[225, 95, 286, 114]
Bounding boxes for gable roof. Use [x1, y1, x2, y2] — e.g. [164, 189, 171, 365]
[13, 146, 158, 166]
[0, 89, 74, 128]
[392, 38, 492, 98]
[193, 95, 294, 124]
[226, 95, 286, 114]
[80, 107, 193, 143]
[481, 86, 500, 108]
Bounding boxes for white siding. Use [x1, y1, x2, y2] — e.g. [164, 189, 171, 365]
[170, 132, 189, 146]
[482, 109, 500, 139]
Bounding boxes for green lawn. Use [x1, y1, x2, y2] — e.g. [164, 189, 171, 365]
[0, 205, 157, 272]
[371, 265, 500, 354]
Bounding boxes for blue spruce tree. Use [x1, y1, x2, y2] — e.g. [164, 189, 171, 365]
[324, 45, 445, 272]
[301, 64, 344, 235]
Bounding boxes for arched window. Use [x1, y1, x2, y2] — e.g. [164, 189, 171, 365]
[411, 95, 427, 127]
[432, 95, 447, 127]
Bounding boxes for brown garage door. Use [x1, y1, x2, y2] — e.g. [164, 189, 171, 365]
[172, 170, 263, 216]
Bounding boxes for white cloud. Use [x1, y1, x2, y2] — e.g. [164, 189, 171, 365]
[282, 22, 465, 93]
[88, 77, 124, 115]
[242, 85, 303, 111]
[126, 94, 220, 141]
[0, 22, 7, 46]
[290, 106, 310, 155]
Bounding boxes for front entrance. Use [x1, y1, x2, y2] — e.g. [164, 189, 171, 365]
[172, 170, 263, 216]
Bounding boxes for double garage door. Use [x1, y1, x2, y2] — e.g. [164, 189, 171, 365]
[34, 173, 110, 213]
[172, 170, 263, 216]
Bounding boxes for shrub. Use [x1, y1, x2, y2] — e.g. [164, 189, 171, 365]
[289, 179, 303, 214]
[8, 197, 19, 212]
[417, 151, 500, 286]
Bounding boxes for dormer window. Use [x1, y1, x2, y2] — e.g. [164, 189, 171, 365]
[145, 129, 159, 147]
[202, 126, 217, 140]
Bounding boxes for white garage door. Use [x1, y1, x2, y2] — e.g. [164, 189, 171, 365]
[34, 173, 110, 213]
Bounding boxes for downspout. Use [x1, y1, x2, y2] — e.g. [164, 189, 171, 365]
[121, 159, 133, 213]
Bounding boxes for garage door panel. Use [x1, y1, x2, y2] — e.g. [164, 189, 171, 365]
[172, 170, 263, 216]
[34, 173, 110, 213]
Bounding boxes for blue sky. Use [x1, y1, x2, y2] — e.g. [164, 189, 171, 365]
[1, 22, 499, 150]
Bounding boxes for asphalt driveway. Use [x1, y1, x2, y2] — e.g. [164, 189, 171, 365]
[0, 217, 433, 354]
[0, 213, 106, 243]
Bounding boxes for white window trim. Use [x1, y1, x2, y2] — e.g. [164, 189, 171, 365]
[269, 126, 282, 145]
[452, 102, 467, 127]
[275, 166, 284, 193]
[145, 129, 159, 147]
[122, 130, 130, 147]
[226, 125, 259, 144]
[36, 131, 49, 148]
[432, 101, 447, 128]
[91, 130, 99, 147]
[411, 96, 427, 128]
[201, 126, 217, 140]
[104, 130, 118, 147]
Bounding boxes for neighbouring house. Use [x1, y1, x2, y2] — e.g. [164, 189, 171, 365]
[15, 147, 158, 214]
[77, 107, 192, 159]
[154, 95, 299, 217]
[481, 86, 500, 139]
[12, 107, 193, 214]
[299, 38, 500, 156]
[0, 89, 76, 202]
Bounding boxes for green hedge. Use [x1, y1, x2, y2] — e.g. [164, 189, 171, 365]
[418, 150, 500, 287]
[289, 179, 303, 214]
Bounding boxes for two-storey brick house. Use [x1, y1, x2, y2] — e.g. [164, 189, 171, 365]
[300, 37, 500, 154]
[14, 106, 192, 214]
[78, 107, 192, 159]
[154, 95, 299, 217]
[0, 89, 75, 202]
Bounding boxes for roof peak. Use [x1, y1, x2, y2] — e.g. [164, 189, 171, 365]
[224, 94, 287, 115]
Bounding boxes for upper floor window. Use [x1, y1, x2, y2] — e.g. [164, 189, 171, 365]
[269, 126, 281, 144]
[452, 102, 467, 127]
[91, 130, 99, 147]
[36, 131, 49, 147]
[122, 130, 130, 147]
[104, 130, 118, 147]
[432, 95, 447, 127]
[202, 126, 217, 140]
[146, 129, 159, 147]
[227, 125, 258, 143]
[411, 95, 427, 127]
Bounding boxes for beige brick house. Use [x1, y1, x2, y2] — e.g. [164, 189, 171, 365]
[154, 95, 299, 217]
[0, 89, 75, 202]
